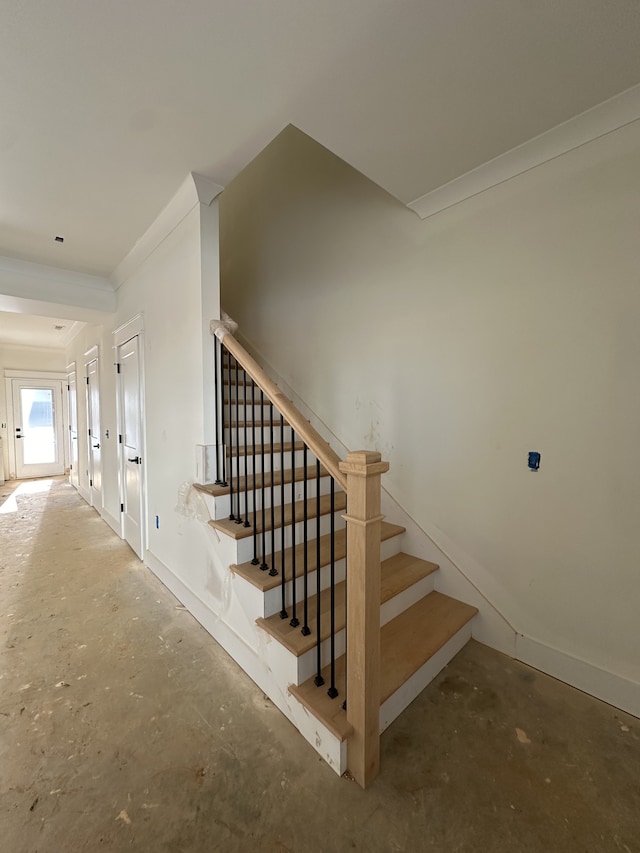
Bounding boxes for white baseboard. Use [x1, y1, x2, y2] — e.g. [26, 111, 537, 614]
[516, 634, 640, 719]
[100, 506, 122, 536]
[78, 484, 91, 505]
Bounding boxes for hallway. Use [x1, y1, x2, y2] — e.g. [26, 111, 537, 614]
[0, 478, 638, 852]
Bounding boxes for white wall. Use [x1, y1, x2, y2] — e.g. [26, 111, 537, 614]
[0, 343, 67, 479]
[219, 125, 640, 709]
[115, 204, 209, 571]
[65, 197, 221, 604]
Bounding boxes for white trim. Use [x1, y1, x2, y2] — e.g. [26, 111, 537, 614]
[78, 483, 91, 504]
[61, 322, 83, 348]
[515, 634, 640, 719]
[0, 254, 113, 291]
[84, 350, 102, 511]
[100, 506, 122, 536]
[111, 172, 223, 290]
[113, 313, 144, 346]
[4, 369, 67, 380]
[5, 376, 66, 479]
[0, 255, 116, 315]
[66, 363, 78, 490]
[114, 319, 147, 556]
[4, 370, 68, 480]
[408, 82, 640, 219]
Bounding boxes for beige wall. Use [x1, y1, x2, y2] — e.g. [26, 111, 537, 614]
[220, 125, 640, 696]
[0, 343, 67, 479]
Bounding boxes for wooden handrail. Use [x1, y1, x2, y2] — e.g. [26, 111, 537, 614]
[211, 321, 347, 491]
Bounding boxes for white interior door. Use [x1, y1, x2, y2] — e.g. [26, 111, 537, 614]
[67, 369, 79, 489]
[12, 380, 65, 479]
[118, 335, 144, 558]
[86, 358, 102, 508]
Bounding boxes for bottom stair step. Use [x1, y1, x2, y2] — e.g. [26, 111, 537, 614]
[289, 591, 477, 741]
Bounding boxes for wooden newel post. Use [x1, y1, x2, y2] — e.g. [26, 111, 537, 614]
[339, 450, 389, 788]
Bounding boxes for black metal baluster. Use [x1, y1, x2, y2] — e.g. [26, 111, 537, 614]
[314, 459, 324, 687]
[220, 339, 227, 487]
[301, 444, 310, 637]
[289, 430, 299, 628]
[342, 526, 347, 711]
[267, 401, 276, 576]
[327, 477, 339, 699]
[234, 360, 242, 524]
[259, 392, 268, 571]
[279, 413, 287, 619]
[214, 336, 222, 485]
[243, 373, 250, 528]
[227, 350, 235, 521]
[251, 382, 259, 565]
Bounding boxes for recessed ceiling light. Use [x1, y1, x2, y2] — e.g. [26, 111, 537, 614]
[54, 235, 64, 243]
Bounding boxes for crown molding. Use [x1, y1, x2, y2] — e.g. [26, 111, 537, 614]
[111, 172, 224, 290]
[408, 82, 640, 219]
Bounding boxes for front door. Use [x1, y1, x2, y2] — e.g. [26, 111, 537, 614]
[67, 368, 79, 489]
[86, 358, 102, 508]
[12, 380, 65, 479]
[118, 335, 144, 558]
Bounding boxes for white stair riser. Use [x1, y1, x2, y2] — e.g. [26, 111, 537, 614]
[240, 531, 405, 619]
[226, 449, 308, 476]
[224, 424, 293, 446]
[222, 403, 273, 419]
[229, 512, 347, 564]
[379, 574, 436, 626]
[295, 629, 347, 685]
[206, 477, 334, 519]
[262, 558, 347, 617]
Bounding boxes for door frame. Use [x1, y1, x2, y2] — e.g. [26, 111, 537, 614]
[4, 369, 68, 480]
[114, 314, 147, 557]
[84, 345, 102, 510]
[66, 362, 79, 489]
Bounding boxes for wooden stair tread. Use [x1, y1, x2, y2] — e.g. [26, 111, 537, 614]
[223, 378, 254, 386]
[256, 553, 438, 657]
[289, 654, 352, 741]
[379, 591, 477, 702]
[225, 440, 305, 458]
[209, 491, 347, 540]
[228, 420, 286, 429]
[289, 591, 477, 740]
[194, 465, 328, 499]
[380, 553, 438, 601]
[231, 522, 406, 591]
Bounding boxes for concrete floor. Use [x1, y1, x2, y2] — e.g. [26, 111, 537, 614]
[0, 478, 638, 853]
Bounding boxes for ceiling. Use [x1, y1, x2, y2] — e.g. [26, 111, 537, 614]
[0, 310, 78, 348]
[2, 0, 640, 277]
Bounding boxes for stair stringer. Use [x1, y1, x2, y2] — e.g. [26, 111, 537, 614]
[144, 507, 348, 775]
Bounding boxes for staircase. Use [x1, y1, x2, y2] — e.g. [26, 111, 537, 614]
[197, 321, 477, 787]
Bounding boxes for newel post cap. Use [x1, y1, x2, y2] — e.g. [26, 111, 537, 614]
[339, 450, 389, 477]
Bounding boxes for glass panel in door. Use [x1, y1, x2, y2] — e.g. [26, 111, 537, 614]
[21, 388, 56, 465]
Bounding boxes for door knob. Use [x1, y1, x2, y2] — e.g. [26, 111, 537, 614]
[93, 443, 100, 449]
[127, 456, 141, 464]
